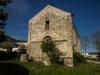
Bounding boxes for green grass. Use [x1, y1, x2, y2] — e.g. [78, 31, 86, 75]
[0, 51, 100, 75]
[0, 52, 100, 75]
[0, 60, 100, 75]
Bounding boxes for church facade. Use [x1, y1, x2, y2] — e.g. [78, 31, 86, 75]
[27, 5, 80, 66]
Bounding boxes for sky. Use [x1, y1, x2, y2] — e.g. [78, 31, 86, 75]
[4, 0, 100, 41]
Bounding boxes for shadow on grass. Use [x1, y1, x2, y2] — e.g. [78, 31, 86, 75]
[0, 63, 29, 75]
[0, 51, 19, 61]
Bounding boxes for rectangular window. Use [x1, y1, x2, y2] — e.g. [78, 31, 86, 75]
[45, 20, 49, 30]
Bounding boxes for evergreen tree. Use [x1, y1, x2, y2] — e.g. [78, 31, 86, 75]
[0, 30, 5, 42]
[0, 0, 11, 43]
[0, 0, 11, 29]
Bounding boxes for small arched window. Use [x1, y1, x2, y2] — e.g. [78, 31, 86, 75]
[45, 17, 49, 30]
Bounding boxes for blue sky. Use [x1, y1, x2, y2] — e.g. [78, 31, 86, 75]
[4, 0, 100, 41]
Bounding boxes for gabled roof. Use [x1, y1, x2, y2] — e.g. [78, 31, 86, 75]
[29, 4, 80, 37]
[29, 4, 72, 24]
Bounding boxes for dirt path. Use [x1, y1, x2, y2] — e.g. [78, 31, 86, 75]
[86, 60, 100, 64]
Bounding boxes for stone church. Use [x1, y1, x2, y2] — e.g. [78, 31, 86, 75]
[27, 5, 80, 66]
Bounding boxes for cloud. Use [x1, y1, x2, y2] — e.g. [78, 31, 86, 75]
[11, 35, 21, 39]
[8, 0, 30, 15]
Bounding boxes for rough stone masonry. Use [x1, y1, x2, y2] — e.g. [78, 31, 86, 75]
[27, 4, 80, 67]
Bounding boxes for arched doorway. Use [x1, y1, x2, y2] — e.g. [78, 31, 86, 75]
[42, 36, 52, 65]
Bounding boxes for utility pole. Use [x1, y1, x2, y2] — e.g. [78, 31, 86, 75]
[81, 35, 91, 58]
[85, 43, 86, 58]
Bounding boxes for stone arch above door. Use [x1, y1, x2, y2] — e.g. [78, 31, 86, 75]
[43, 36, 52, 42]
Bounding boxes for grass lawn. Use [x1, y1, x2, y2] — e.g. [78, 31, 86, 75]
[0, 51, 100, 75]
[0, 60, 100, 75]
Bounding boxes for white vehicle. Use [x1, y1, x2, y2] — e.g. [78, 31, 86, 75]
[12, 48, 19, 52]
[82, 52, 89, 57]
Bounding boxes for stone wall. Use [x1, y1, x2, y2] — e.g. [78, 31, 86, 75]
[29, 42, 42, 62]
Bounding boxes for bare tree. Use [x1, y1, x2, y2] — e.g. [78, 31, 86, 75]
[3, 41, 12, 51]
[90, 30, 100, 52]
[81, 35, 90, 57]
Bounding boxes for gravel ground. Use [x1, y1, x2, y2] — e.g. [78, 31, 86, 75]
[87, 60, 100, 64]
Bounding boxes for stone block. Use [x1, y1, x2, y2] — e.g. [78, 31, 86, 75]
[20, 54, 28, 62]
[64, 57, 73, 67]
[42, 53, 51, 66]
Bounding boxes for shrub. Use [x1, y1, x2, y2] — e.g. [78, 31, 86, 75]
[19, 49, 26, 54]
[73, 52, 86, 67]
[41, 41, 62, 64]
[28, 57, 34, 62]
[0, 51, 19, 61]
